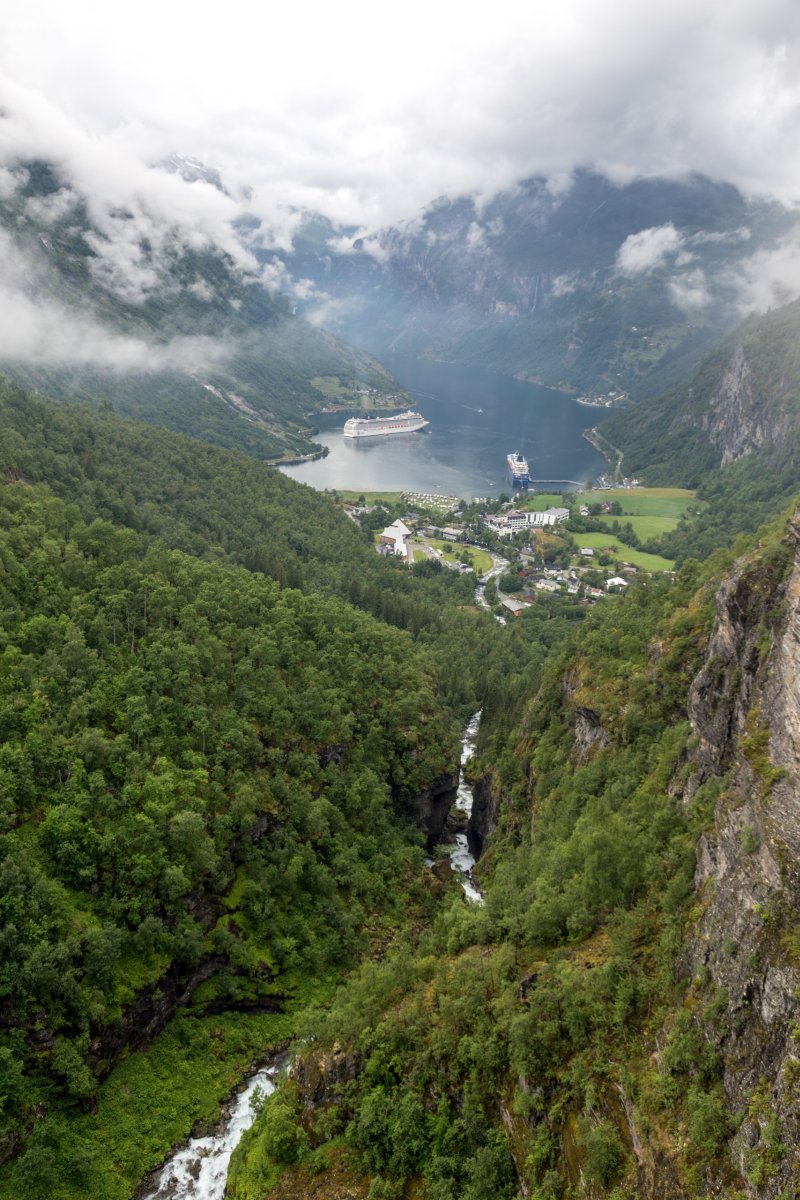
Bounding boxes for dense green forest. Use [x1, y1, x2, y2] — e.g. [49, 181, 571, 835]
[0, 478, 467, 1195]
[229, 517, 797, 1200]
[0, 378, 592, 1197]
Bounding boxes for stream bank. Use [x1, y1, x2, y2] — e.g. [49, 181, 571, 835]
[441, 711, 484, 904]
[135, 717, 484, 1197]
[137, 1054, 287, 1200]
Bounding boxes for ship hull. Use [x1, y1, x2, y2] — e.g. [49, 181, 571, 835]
[506, 452, 530, 488]
[343, 411, 429, 438]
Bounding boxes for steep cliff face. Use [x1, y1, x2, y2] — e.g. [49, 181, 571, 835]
[677, 517, 800, 1196]
[467, 770, 503, 857]
[403, 770, 460, 850]
[700, 345, 770, 467]
[612, 298, 800, 483]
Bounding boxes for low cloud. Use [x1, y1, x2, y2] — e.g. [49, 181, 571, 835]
[615, 223, 684, 274]
[0, 230, 232, 372]
[304, 293, 360, 328]
[0, 81, 258, 306]
[466, 222, 487, 251]
[729, 233, 800, 312]
[668, 268, 712, 309]
[690, 226, 752, 247]
[551, 273, 579, 298]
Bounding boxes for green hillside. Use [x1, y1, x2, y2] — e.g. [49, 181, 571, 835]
[230, 508, 800, 1200]
[0, 454, 459, 1197]
[0, 162, 405, 460]
[600, 300, 800, 563]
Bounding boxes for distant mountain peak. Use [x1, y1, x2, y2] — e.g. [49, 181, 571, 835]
[158, 153, 228, 195]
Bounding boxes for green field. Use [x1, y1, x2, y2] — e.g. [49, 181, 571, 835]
[333, 490, 404, 504]
[577, 487, 698, 519]
[572, 532, 674, 571]
[595, 514, 681, 540]
[520, 493, 565, 511]
[426, 539, 494, 575]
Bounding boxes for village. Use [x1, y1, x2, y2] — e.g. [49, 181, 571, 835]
[335, 483, 698, 616]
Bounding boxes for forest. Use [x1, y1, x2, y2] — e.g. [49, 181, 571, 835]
[0, 378, 591, 1197]
[1, 359, 798, 1198]
[229, 510, 799, 1200]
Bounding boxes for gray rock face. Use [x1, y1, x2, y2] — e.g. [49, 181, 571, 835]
[403, 771, 460, 851]
[681, 517, 800, 1197]
[701, 346, 769, 467]
[467, 772, 502, 857]
[573, 705, 609, 762]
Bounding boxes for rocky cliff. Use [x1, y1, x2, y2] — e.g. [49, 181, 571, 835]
[671, 516, 800, 1196]
[611, 298, 800, 484]
[227, 515, 800, 1200]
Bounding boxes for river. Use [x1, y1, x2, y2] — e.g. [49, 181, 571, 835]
[280, 356, 606, 499]
[138, 1056, 286, 1200]
[139, 715, 485, 1198]
[447, 711, 483, 903]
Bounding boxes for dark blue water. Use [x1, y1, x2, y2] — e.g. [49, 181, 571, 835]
[280, 356, 605, 498]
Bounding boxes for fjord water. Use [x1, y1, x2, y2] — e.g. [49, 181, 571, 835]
[280, 356, 606, 498]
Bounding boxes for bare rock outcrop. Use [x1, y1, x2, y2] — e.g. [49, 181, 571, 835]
[680, 516, 800, 1197]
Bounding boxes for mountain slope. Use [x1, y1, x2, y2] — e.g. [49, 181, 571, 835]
[607, 297, 800, 483]
[0, 161, 405, 460]
[0, 410, 466, 1196]
[229, 507, 800, 1200]
[282, 171, 794, 401]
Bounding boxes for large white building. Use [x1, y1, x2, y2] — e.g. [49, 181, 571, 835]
[485, 506, 570, 537]
[530, 507, 570, 527]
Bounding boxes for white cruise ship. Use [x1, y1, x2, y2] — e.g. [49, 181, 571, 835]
[343, 410, 429, 438]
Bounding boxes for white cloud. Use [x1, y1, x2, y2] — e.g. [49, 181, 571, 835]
[187, 279, 215, 301]
[0, 0, 797, 329]
[689, 226, 752, 246]
[0, 0, 798, 246]
[616, 224, 684, 274]
[551, 273, 579, 298]
[24, 187, 77, 223]
[466, 222, 486, 251]
[0, 165, 25, 198]
[0, 79, 257, 305]
[669, 269, 713, 309]
[729, 234, 800, 311]
[0, 229, 232, 372]
[326, 235, 356, 255]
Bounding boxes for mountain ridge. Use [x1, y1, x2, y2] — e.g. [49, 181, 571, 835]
[279, 170, 797, 402]
[0, 160, 406, 460]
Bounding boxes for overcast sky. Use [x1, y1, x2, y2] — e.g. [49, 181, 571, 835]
[0, 0, 800, 367]
[2, 0, 800, 235]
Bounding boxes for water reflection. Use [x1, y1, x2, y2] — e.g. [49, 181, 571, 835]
[280, 356, 605, 499]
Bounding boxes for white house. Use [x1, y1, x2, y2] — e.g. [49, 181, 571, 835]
[379, 519, 412, 557]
